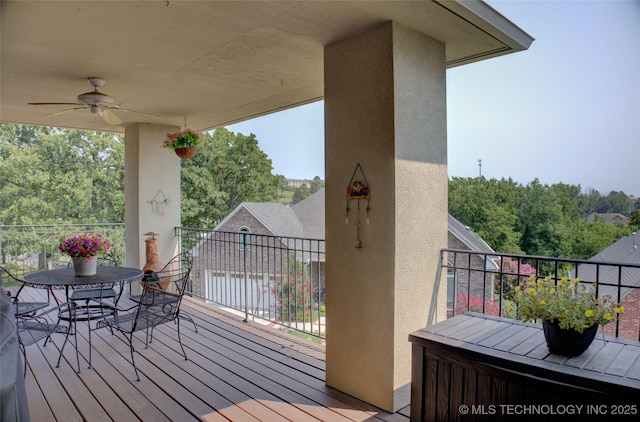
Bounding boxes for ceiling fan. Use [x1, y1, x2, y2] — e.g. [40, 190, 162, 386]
[29, 77, 158, 125]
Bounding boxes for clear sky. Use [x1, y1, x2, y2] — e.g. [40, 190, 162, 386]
[227, 0, 640, 196]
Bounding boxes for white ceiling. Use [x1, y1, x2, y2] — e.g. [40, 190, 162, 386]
[0, 0, 533, 134]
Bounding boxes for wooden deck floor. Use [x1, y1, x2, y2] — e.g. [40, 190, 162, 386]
[12, 286, 410, 421]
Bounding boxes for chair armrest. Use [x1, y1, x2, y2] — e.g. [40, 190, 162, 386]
[16, 300, 74, 322]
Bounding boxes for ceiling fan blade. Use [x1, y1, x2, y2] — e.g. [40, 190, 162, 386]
[99, 109, 123, 126]
[103, 104, 159, 119]
[41, 106, 88, 118]
[29, 102, 84, 106]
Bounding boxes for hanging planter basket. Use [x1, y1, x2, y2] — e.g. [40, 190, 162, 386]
[164, 128, 202, 159]
[174, 146, 197, 159]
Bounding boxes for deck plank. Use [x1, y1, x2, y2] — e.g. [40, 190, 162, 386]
[8, 286, 408, 421]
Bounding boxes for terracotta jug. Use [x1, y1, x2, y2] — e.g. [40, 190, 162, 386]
[141, 233, 170, 290]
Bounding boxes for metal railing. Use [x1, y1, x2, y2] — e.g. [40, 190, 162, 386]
[177, 227, 326, 338]
[5, 223, 638, 341]
[0, 224, 126, 280]
[443, 248, 640, 340]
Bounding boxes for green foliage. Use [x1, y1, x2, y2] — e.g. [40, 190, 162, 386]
[309, 176, 324, 193]
[272, 252, 315, 322]
[292, 184, 310, 204]
[180, 128, 283, 228]
[569, 219, 631, 258]
[630, 209, 640, 231]
[512, 276, 624, 332]
[448, 177, 522, 253]
[517, 179, 568, 257]
[448, 176, 634, 259]
[0, 124, 282, 230]
[0, 124, 124, 225]
[163, 128, 202, 149]
[579, 188, 636, 216]
[290, 177, 323, 204]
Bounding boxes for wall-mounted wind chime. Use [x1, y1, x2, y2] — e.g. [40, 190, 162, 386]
[147, 190, 170, 216]
[345, 163, 371, 249]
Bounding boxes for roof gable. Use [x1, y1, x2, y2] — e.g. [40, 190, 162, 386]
[447, 214, 494, 253]
[218, 189, 495, 255]
[215, 202, 303, 238]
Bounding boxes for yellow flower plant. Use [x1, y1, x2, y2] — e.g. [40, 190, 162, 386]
[514, 275, 624, 333]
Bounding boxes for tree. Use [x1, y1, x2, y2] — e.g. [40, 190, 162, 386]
[600, 191, 633, 215]
[309, 176, 323, 193]
[516, 179, 569, 257]
[292, 184, 310, 204]
[448, 176, 635, 259]
[448, 177, 522, 253]
[631, 209, 640, 231]
[0, 124, 124, 225]
[180, 128, 282, 227]
[570, 220, 631, 258]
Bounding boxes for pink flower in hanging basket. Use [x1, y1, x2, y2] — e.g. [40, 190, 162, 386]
[163, 128, 202, 150]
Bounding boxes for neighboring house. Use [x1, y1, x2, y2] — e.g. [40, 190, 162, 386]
[575, 233, 640, 339]
[445, 214, 499, 315]
[191, 188, 496, 317]
[286, 178, 322, 189]
[586, 212, 630, 225]
[191, 189, 326, 314]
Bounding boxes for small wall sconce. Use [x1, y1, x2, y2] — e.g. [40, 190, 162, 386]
[147, 190, 170, 216]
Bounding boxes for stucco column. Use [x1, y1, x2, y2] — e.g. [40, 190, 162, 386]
[124, 123, 181, 270]
[324, 21, 448, 412]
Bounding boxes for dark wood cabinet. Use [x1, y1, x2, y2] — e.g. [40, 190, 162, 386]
[409, 313, 640, 421]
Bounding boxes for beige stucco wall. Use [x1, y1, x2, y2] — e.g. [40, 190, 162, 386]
[124, 123, 181, 271]
[324, 21, 447, 412]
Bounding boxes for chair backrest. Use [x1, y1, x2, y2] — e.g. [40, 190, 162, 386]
[1, 265, 27, 303]
[130, 252, 193, 333]
[0, 265, 22, 285]
[156, 252, 193, 295]
[99, 252, 118, 267]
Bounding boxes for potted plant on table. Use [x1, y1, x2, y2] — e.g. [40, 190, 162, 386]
[58, 234, 112, 276]
[513, 275, 624, 356]
[163, 128, 202, 159]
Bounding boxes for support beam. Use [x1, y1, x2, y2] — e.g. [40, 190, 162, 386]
[324, 21, 448, 412]
[124, 123, 181, 270]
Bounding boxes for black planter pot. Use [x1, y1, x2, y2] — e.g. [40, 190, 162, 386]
[542, 318, 598, 356]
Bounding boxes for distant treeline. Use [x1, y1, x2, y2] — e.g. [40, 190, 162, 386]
[2, 124, 637, 260]
[448, 177, 639, 259]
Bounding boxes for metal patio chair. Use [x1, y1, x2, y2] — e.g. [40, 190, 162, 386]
[14, 301, 73, 376]
[1, 265, 49, 318]
[131, 252, 198, 333]
[2, 266, 73, 375]
[91, 252, 193, 380]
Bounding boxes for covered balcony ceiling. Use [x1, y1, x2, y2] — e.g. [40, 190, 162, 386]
[1, 0, 532, 134]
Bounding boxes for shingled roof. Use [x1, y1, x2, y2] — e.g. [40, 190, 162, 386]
[447, 214, 494, 253]
[216, 188, 325, 239]
[576, 233, 640, 299]
[218, 189, 495, 255]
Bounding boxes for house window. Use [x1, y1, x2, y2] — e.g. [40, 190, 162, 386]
[238, 226, 251, 250]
